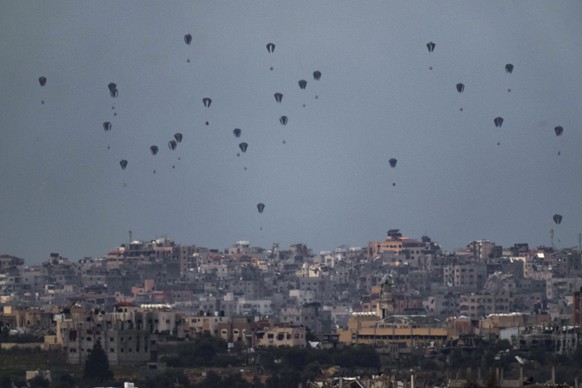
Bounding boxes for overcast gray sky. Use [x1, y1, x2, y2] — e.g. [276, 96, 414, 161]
[1, 1, 581, 264]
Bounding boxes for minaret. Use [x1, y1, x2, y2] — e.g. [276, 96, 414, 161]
[379, 274, 395, 319]
[271, 241, 280, 260]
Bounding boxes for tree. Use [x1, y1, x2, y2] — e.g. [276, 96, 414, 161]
[83, 339, 113, 385]
[28, 375, 50, 388]
[52, 373, 77, 388]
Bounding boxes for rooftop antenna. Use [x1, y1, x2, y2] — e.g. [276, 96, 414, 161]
[129, 230, 132, 246]
[578, 233, 581, 254]
[550, 229, 554, 249]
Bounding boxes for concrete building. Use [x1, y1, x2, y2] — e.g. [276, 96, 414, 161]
[337, 313, 449, 349]
[443, 262, 487, 291]
[176, 312, 229, 338]
[58, 307, 157, 366]
[459, 291, 515, 318]
[466, 240, 502, 261]
[279, 303, 333, 334]
[255, 323, 306, 348]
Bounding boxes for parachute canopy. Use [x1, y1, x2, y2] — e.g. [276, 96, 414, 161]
[233, 128, 242, 138]
[168, 140, 177, 150]
[120, 160, 128, 170]
[108, 82, 118, 98]
[298, 80, 307, 89]
[184, 34, 192, 45]
[257, 202, 265, 213]
[494, 117, 504, 128]
[313, 70, 321, 81]
[266, 42, 275, 53]
[174, 132, 183, 143]
[554, 126, 563, 136]
[239, 142, 248, 153]
[150, 145, 159, 155]
[456, 83, 465, 93]
[553, 214, 562, 225]
[505, 64, 514, 73]
[274, 93, 283, 103]
[202, 97, 212, 108]
[426, 42, 435, 52]
[38, 76, 47, 86]
[389, 158, 397, 168]
[279, 116, 288, 126]
[103, 121, 112, 132]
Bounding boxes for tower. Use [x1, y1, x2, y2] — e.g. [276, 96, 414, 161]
[379, 274, 395, 319]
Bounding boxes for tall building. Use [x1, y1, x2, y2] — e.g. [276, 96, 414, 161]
[377, 275, 395, 319]
[573, 287, 582, 325]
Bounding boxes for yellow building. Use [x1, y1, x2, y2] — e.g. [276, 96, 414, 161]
[337, 314, 449, 348]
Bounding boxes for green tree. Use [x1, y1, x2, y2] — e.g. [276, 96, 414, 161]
[51, 373, 77, 388]
[141, 370, 191, 388]
[27, 375, 50, 388]
[83, 339, 113, 385]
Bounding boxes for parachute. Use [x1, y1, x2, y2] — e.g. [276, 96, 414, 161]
[103, 122, 112, 132]
[108, 82, 118, 98]
[38, 76, 47, 86]
[313, 71, 321, 81]
[150, 145, 159, 155]
[257, 202, 265, 213]
[298, 80, 307, 89]
[168, 140, 177, 150]
[266, 42, 275, 53]
[233, 128, 242, 138]
[554, 126, 563, 136]
[184, 34, 192, 45]
[494, 117, 504, 128]
[202, 97, 212, 108]
[119, 160, 128, 170]
[279, 116, 288, 125]
[505, 64, 514, 73]
[174, 132, 183, 143]
[456, 83, 465, 93]
[239, 142, 248, 153]
[274, 93, 283, 103]
[389, 158, 397, 168]
[553, 214, 562, 225]
[426, 42, 435, 52]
